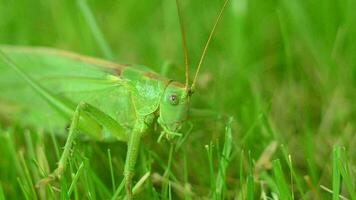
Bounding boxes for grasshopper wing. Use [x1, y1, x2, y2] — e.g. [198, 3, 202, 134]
[0, 46, 132, 141]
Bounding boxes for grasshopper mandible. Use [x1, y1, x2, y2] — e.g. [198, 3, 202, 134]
[0, 0, 229, 198]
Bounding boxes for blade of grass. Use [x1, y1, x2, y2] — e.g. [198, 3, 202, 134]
[168, 182, 172, 200]
[132, 172, 150, 194]
[205, 142, 215, 196]
[280, 145, 306, 200]
[320, 185, 349, 200]
[332, 146, 341, 200]
[77, 0, 114, 59]
[161, 144, 175, 198]
[339, 158, 356, 200]
[183, 149, 192, 200]
[272, 159, 292, 200]
[111, 179, 125, 200]
[214, 117, 233, 200]
[238, 149, 245, 200]
[246, 175, 254, 200]
[0, 183, 5, 200]
[67, 162, 85, 197]
[17, 178, 31, 200]
[260, 171, 279, 197]
[19, 151, 38, 200]
[335, 146, 356, 200]
[107, 149, 116, 194]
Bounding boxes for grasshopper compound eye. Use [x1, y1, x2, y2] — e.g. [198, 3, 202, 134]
[169, 93, 179, 105]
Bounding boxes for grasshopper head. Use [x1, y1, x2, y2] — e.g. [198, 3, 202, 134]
[158, 82, 191, 141]
[157, 0, 229, 141]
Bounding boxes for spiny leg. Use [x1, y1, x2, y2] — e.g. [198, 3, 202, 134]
[36, 102, 84, 186]
[37, 101, 127, 187]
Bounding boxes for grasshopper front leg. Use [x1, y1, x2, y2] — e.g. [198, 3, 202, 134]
[124, 116, 152, 199]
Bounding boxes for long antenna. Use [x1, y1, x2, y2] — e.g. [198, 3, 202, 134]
[191, 0, 230, 91]
[175, 0, 190, 90]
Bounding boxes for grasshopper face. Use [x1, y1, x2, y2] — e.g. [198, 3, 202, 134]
[156, 0, 229, 141]
[158, 82, 190, 138]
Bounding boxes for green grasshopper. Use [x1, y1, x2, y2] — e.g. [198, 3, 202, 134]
[0, 0, 229, 198]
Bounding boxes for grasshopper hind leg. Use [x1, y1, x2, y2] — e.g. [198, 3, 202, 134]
[36, 102, 86, 187]
[36, 101, 128, 187]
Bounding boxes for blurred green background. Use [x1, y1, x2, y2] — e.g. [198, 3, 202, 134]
[0, 0, 355, 199]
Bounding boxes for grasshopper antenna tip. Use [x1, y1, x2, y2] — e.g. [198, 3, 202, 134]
[175, 0, 190, 91]
[191, 0, 230, 91]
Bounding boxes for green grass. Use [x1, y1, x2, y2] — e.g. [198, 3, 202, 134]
[1, 0, 356, 199]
